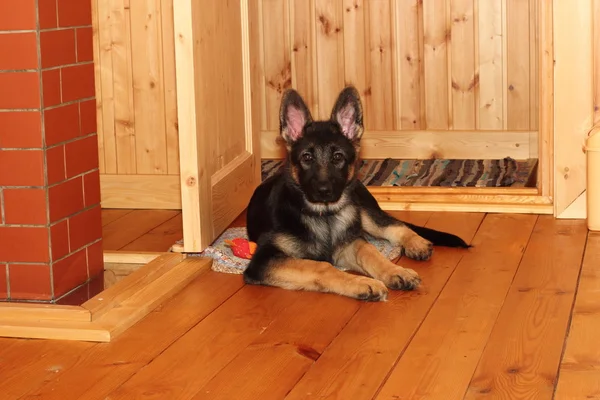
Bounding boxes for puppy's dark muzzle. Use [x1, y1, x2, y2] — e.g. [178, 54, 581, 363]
[311, 181, 338, 203]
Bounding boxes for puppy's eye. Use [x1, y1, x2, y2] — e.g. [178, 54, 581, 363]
[301, 153, 313, 163]
[333, 152, 344, 162]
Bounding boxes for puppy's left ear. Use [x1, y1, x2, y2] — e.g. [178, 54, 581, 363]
[330, 86, 364, 142]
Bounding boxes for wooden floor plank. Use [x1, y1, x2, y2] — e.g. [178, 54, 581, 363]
[193, 291, 363, 399]
[120, 213, 183, 252]
[101, 209, 133, 227]
[102, 209, 180, 251]
[103, 285, 304, 400]
[554, 231, 600, 400]
[464, 216, 588, 399]
[374, 214, 538, 400]
[20, 270, 244, 400]
[285, 212, 484, 400]
[0, 338, 96, 400]
[388, 210, 433, 227]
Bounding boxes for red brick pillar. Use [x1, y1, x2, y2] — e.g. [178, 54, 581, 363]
[0, 0, 103, 302]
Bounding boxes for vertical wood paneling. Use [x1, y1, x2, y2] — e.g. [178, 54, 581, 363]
[91, 0, 105, 172]
[290, 0, 318, 115]
[529, 0, 539, 130]
[253, 0, 541, 133]
[450, 0, 476, 129]
[394, 0, 424, 129]
[129, 0, 167, 174]
[594, 0, 600, 124]
[342, 0, 367, 112]
[477, 0, 504, 130]
[315, 0, 345, 119]
[364, 0, 394, 130]
[94, 0, 178, 177]
[161, 0, 180, 175]
[110, 0, 137, 174]
[506, 0, 531, 130]
[96, 0, 117, 173]
[262, 0, 291, 131]
[422, 0, 450, 129]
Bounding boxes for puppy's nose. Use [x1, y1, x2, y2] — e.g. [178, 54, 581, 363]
[317, 183, 333, 197]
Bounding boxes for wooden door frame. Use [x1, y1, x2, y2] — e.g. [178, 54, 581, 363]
[174, 0, 262, 252]
[552, 0, 594, 219]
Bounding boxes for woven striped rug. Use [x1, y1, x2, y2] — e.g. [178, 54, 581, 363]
[261, 158, 538, 188]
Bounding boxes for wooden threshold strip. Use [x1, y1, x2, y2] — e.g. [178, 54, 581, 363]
[103, 250, 164, 264]
[0, 253, 212, 342]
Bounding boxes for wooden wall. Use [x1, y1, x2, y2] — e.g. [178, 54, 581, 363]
[92, 0, 181, 209]
[91, 0, 600, 209]
[258, 0, 541, 159]
[260, 0, 538, 132]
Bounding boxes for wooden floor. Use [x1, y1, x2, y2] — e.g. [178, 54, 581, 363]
[101, 209, 184, 251]
[2, 211, 599, 400]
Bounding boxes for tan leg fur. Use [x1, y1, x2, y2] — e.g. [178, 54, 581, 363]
[334, 239, 421, 290]
[360, 211, 433, 261]
[264, 258, 388, 302]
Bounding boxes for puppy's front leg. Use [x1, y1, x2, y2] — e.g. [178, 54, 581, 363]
[243, 244, 388, 302]
[334, 239, 421, 290]
[360, 209, 433, 261]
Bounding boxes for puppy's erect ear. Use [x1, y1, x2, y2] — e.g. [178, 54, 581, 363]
[279, 89, 312, 144]
[330, 85, 364, 142]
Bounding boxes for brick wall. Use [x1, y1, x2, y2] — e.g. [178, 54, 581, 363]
[0, 0, 103, 302]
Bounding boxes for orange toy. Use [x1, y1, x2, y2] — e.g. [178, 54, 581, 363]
[224, 238, 257, 260]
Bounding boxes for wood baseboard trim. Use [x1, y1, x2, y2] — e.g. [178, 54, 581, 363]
[375, 193, 554, 214]
[261, 130, 539, 160]
[100, 174, 182, 210]
[103, 251, 165, 264]
[0, 254, 213, 342]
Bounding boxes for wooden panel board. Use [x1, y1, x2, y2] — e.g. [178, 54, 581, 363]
[422, 0, 450, 129]
[261, 129, 538, 160]
[476, 0, 503, 130]
[290, 0, 318, 115]
[394, 0, 424, 129]
[109, 0, 137, 174]
[100, 174, 181, 210]
[595, 0, 600, 125]
[342, 0, 367, 113]
[262, 0, 291, 131]
[94, 0, 179, 177]
[506, 0, 531, 130]
[314, 0, 345, 119]
[364, 0, 394, 130]
[450, 0, 476, 129]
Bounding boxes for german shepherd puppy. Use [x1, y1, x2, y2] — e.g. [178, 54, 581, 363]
[244, 86, 470, 302]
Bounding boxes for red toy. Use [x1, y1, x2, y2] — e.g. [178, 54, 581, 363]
[224, 238, 257, 260]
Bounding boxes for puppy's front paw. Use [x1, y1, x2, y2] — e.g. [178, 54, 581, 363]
[403, 235, 433, 261]
[385, 267, 421, 291]
[353, 277, 388, 302]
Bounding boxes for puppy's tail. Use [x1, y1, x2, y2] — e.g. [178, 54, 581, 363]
[404, 222, 472, 248]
